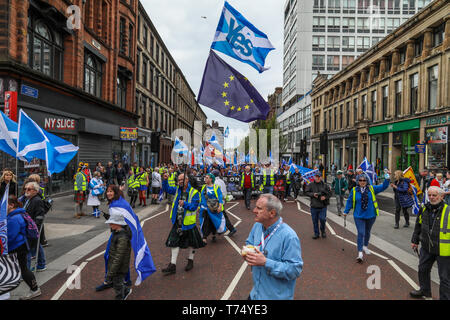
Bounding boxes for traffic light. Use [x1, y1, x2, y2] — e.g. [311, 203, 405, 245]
[300, 139, 307, 156]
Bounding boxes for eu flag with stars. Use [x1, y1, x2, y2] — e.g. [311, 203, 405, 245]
[198, 50, 270, 123]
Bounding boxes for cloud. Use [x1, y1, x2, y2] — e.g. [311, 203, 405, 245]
[140, 0, 283, 133]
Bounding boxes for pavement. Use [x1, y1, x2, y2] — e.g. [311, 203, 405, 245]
[8, 187, 441, 300]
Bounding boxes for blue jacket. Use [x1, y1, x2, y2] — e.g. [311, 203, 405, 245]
[394, 178, 415, 208]
[245, 218, 303, 300]
[344, 179, 390, 219]
[162, 180, 200, 231]
[7, 208, 28, 251]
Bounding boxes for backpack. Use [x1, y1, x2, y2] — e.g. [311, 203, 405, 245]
[19, 212, 40, 240]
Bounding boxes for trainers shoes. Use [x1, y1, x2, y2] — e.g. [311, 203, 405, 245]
[363, 246, 371, 255]
[20, 288, 41, 300]
[356, 252, 363, 263]
[95, 282, 113, 292]
[123, 288, 132, 300]
[30, 266, 47, 272]
[410, 289, 432, 299]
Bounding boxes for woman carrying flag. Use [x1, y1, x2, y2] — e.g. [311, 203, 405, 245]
[343, 170, 391, 263]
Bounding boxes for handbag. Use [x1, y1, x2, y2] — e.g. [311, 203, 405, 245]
[203, 188, 220, 212]
[0, 253, 21, 295]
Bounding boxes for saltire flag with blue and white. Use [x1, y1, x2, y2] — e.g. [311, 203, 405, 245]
[0, 184, 9, 255]
[359, 157, 377, 185]
[224, 126, 229, 138]
[108, 197, 156, 285]
[173, 137, 189, 156]
[211, 1, 275, 73]
[302, 169, 320, 185]
[288, 157, 292, 165]
[410, 184, 421, 215]
[158, 188, 164, 202]
[16, 109, 79, 175]
[0, 111, 24, 160]
[233, 151, 238, 165]
[208, 132, 224, 154]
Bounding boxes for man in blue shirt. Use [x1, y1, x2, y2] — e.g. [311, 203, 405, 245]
[243, 194, 303, 300]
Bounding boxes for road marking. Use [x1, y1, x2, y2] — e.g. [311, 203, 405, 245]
[326, 222, 336, 235]
[225, 202, 242, 221]
[224, 234, 242, 254]
[387, 259, 420, 290]
[141, 204, 169, 226]
[86, 250, 105, 262]
[221, 261, 248, 300]
[50, 262, 88, 300]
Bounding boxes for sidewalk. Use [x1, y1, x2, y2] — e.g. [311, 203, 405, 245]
[9, 194, 167, 300]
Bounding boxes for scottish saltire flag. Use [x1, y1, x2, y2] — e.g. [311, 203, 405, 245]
[0, 111, 22, 159]
[211, 1, 274, 73]
[198, 50, 270, 123]
[233, 151, 237, 165]
[288, 157, 292, 165]
[224, 126, 229, 138]
[359, 157, 377, 185]
[411, 185, 421, 215]
[269, 151, 273, 164]
[281, 159, 286, 167]
[109, 197, 156, 285]
[173, 137, 189, 156]
[16, 110, 78, 175]
[208, 132, 224, 154]
[0, 184, 9, 255]
[158, 188, 164, 202]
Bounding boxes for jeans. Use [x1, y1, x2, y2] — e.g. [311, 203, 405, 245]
[354, 217, 376, 252]
[395, 205, 410, 225]
[310, 207, 327, 236]
[27, 242, 46, 269]
[243, 188, 252, 209]
[285, 184, 291, 198]
[418, 247, 450, 300]
[10, 243, 38, 291]
[263, 186, 274, 195]
[336, 195, 344, 214]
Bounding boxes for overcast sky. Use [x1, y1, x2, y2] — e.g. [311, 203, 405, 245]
[140, 0, 284, 148]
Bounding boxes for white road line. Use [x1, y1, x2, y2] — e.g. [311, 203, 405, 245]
[387, 259, 420, 290]
[226, 202, 242, 221]
[224, 234, 242, 254]
[86, 250, 105, 262]
[326, 222, 336, 235]
[141, 205, 169, 226]
[51, 262, 88, 301]
[221, 261, 248, 300]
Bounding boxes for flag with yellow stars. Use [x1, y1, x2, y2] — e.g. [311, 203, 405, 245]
[198, 50, 270, 123]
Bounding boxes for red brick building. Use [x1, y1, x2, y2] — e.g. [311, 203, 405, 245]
[0, 0, 138, 194]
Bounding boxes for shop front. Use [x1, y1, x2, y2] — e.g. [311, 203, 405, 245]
[422, 115, 450, 171]
[328, 131, 357, 170]
[369, 119, 421, 172]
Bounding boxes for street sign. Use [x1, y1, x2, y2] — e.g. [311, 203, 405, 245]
[20, 84, 39, 99]
[120, 127, 138, 141]
[414, 144, 425, 153]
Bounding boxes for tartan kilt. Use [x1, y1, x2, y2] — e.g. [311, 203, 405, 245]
[74, 191, 86, 203]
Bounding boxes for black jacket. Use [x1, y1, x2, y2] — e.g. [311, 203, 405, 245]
[24, 194, 46, 223]
[106, 226, 132, 279]
[0, 181, 17, 198]
[305, 181, 331, 208]
[411, 201, 445, 255]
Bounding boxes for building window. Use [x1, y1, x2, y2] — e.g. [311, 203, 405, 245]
[117, 75, 127, 109]
[28, 19, 63, 80]
[342, 55, 355, 68]
[342, 17, 355, 32]
[119, 18, 126, 55]
[312, 55, 325, 70]
[313, 17, 326, 32]
[433, 24, 445, 47]
[142, 58, 148, 88]
[361, 94, 367, 119]
[312, 36, 325, 51]
[410, 73, 418, 114]
[395, 80, 402, 117]
[128, 25, 133, 57]
[371, 90, 377, 121]
[353, 98, 358, 123]
[382, 86, 388, 120]
[346, 101, 350, 127]
[428, 65, 438, 110]
[343, 0, 356, 12]
[414, 36, 423, 57]
[327, 17, 340, 32]
[357, 0, 370, 13]
[357, 37, 370, 52]
[357, 17, 369, 32]
[342, 36, 355, 52]
[399, 46, 406, 64]
[156, 43, 160, 64]
[327, 55, 340, 71]
[388, 0, 401, 14]
[339, 105, 343, 128]
[334, 108, 337, 130]
[136, 51, 140, 83]
[327, 36, 340, 51]
[84, 53, 102, 97]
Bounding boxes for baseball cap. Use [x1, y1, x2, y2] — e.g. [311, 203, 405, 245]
[105, 211, 127, 226]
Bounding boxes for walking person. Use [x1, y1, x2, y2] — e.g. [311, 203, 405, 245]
[243, 194, 303, 300]
[332, 170, 348, 216]
[213, 170, 237, 237]
[199, 174, 227, 244]
[126, 170, 140, 208]
[137, 167, 149, 207]
[261, 164, 276, 195]
[305, 172, 332, 239]
[74, 163, 88, 219]
[116, 163, 126, 186]
[23, 182, 47, 271]
[240, 166, 255, 210]
[444, 171, 450, 205]
[161, 172, 205, 275]
[343, 171, 391, 263]
[7, 196, 41, 300]
[410, 186, 450, 300]
[291, 167, 303, 200]
[391, 170, 414, 229]
[105, 162, 117, 187]
[151, 167, 162, 205]
[87, 171, 105, 218]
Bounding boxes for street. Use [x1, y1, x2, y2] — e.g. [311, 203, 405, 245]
[9, 189, 440, 300]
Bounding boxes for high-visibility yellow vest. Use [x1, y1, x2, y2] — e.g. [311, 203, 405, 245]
[286, 172, 291, 185]
[74, 172, 87, 191]
[137, 172, 148, 187]
[127, 175, 140, 189]
[263, 169, 275, 186]
[352, 186, 379, 216]
[168, 173, 176, 187]
[159, 167, 164, 174]
[132, 167, 140, 175]
[170, 187, 199, 227]
[418, 204, 450, 256]
[241, 173, 255, 188]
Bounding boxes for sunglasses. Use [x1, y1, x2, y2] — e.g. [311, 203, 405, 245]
[359, 180, 367, 182]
